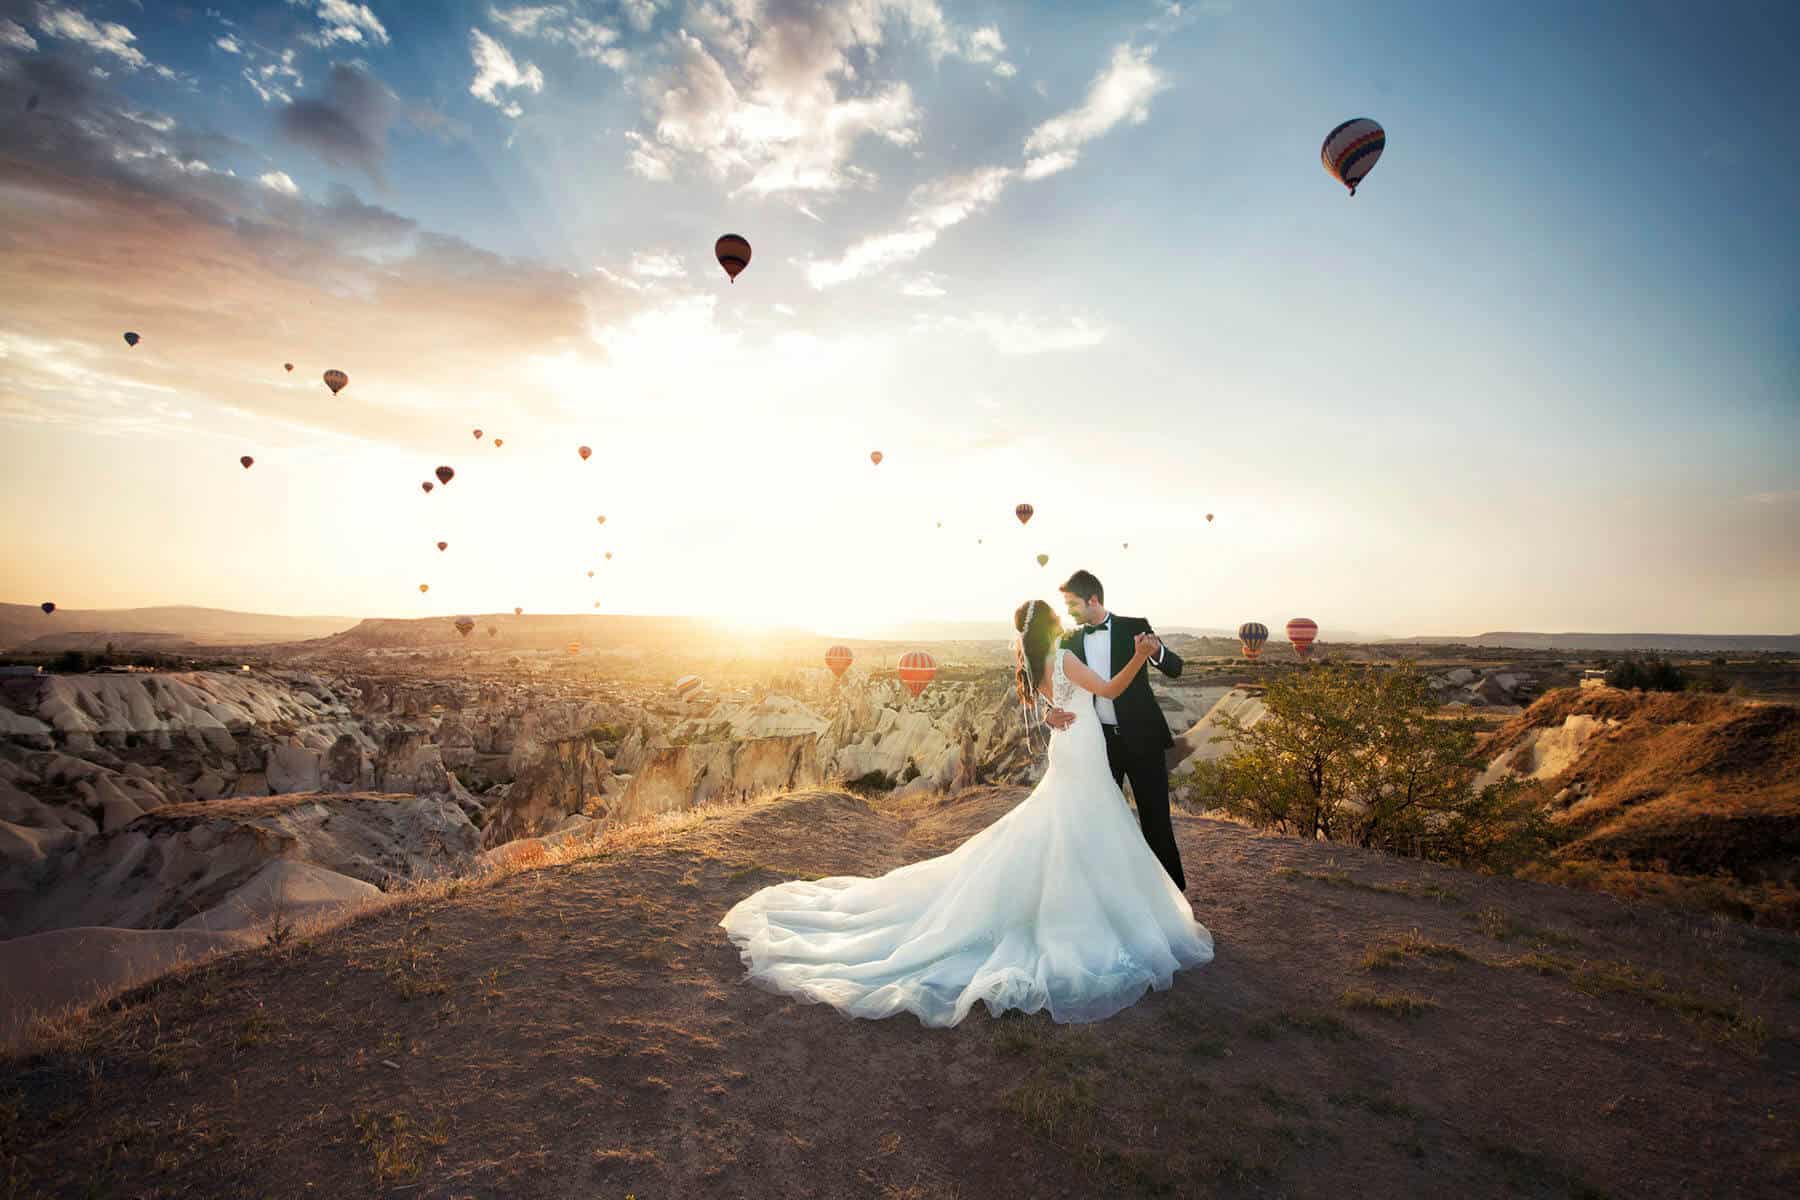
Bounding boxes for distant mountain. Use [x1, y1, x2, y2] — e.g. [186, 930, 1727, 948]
[1378, 632, 1800, 653]
[0, 604, 360, 651]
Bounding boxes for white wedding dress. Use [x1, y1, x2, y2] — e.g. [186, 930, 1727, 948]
[720, 648, 1214, 1026]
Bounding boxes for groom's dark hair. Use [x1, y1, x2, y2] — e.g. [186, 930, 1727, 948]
[1059, 570, 1104, 604]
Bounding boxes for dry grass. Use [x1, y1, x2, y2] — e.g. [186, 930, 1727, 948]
[1360, 929, 1478, 972]
[1273, 866, 1466, 905]
[1338, 987, 1439, 1018]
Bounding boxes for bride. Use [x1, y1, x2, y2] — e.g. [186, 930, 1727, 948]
[719, 599, 1214, 1027]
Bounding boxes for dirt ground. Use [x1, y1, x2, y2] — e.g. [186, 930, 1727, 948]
[3, 786, 1796, 1199]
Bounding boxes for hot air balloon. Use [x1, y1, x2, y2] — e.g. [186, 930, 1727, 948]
[284, 362, 294, 373]
[825, 645, 853, 678]
[1322, 117, 1385, 196]
[1286, 618, 1319, 660]
[578, 445, 591, 461]
[675, 674, 704, 700]
[567, 641, 581, 655]
[123, 331, 140, 347]
[1206, 513, 1215, 524]
[604, 552, 612, 560]
[493, 438, 503, 448]
[596, 515, 606, 525]
[435, 466, 454, 485]
[593, 600, 601, 609]
[419, 584, 430, 593]
[1015, 504, 1034, 525]
[472, 429, 483, 440]
[587, 570, 594, 578]
[487, 625, 497, 638]
[714, 234, 751, 282]
[40, 602, 55, 615]
[1036, 554, 1049, 567]
[897, 651, 937, 698]
[437, 541, 448, 551]
[1238, 622, 1269, 660]
[1123, 542, 1130, 550]
[454, 616, 475, 638]
[421, 481, 434, 494]
[870, 451, 883, 466]
[239, 456, 254, 469]
[514, 606, 523, 616]
[323, 368, 348, 395]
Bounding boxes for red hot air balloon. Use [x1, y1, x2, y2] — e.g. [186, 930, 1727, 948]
[825, 645, 853, 678]
[578, 445, 591, 461]
[239, 456, 254, 469]
[869, 451, 883, 466]
[284, 362, 294, 373]
[897, 651, 937, 698]
[323, 368, 348, 395]
[1322, 117, 1385, 196]
[472, 429, 483, 440]
[1015, 503, 1034, 525]
[421, 481, 434, 494]
[587, 570, 594, 578]
[40, 602, 55, 614]
[714, 234, 751, 282]
[435, 466, 454, 485]
[123, 331, 140, 347]
[437, 541, 448, 551]
[1238, 622, 1269, 660]
[1286, 618, 1319, 659]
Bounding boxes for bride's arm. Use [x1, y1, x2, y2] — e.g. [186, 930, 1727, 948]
[1061, 640, 1152, 701]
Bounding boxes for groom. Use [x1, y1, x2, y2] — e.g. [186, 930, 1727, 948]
[1045, 570, 1188, 891]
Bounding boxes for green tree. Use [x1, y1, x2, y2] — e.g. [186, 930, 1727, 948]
[1206, 664, 1557, 873]
[1604, 656, 1685, 692]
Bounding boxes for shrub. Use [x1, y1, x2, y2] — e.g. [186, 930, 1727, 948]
[1604, 657, 1686, 692]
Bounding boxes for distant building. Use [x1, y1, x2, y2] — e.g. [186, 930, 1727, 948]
[1579, 668, 1607, 689]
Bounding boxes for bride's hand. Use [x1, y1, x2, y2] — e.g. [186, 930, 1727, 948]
[1132, 633, 1155, 660]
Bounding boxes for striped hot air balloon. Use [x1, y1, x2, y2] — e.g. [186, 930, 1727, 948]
[1238, 622, 1269, 660]
[1322, 118, 1385, 196]
[715, 234, 751, 282]
[323, 368, 348, 395]
[567, 641, 581, 655]
[825, 645, 853, 678]
[421, 481, 434, 494]
[1015, 503, 1034, 525]
[435, 466, 454, 485]
[897, 650, 937, 697]
[675, 674, 704, 700]
[453, 616, 475, 638]
[1286, 618, 1319, 659]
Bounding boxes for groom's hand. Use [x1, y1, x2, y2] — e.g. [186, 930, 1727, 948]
[1140, 633, 1162, 659]
[1044, 707, 1076, 731]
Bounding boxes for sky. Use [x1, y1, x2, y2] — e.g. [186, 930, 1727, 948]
[0, 0, 1795, 639]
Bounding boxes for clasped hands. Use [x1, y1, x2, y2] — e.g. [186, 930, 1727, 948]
[1042, 633, 1159, 731]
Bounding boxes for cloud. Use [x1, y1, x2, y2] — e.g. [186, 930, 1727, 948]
[277, 63, 395, 185]
[965, 25, 1015, 78]
[900, 274, 944, 298]
[805, 166, 1012, 287]
[26, 3, 176, 78]
[308, 1, 390, 48]
[629, 250, 686, 279]
[620, 0, 662, 34]
[1021, 43, 1165, 178]
[954, 313, 1107, 355]
[242, 49, 303, 105]
[468, 28, 544, 118]
[624, 129, 673, 180]
[630, 1, 998, 194]
[258, 169, 299, 195]
[214, 35, 241, 54]
[488, 4, 630, 70]
[0, 18, 35, 52]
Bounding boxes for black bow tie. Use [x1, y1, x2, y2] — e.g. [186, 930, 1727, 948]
[1081, 620, 1111, 636]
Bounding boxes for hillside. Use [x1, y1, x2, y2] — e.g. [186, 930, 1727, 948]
[3, 787, 1795, 1198]
[1383, 631, 1800, 653]
[1479, 689, 1800, 926]
[0, 605, 358, 652]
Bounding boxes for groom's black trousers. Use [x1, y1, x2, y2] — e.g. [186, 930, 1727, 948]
[1101, 723, 1186, 891]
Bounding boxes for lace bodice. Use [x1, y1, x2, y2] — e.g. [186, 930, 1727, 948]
[1050, 647, 1082, 709]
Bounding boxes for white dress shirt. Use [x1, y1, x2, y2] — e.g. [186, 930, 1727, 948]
[1083, 612, 1163, 728]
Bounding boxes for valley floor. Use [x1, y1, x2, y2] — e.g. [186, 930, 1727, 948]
[3, 787, 1796, 1199]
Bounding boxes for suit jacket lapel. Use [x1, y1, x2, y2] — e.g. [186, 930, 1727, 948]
[1068, 632, 1088, 665]
[1111, 618, 1131, 689]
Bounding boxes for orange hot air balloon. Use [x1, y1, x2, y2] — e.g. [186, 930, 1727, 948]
[869, 451, 883, 466]
[1015, 503, 1034, 525]
[40, 602, 55, 614]
[1286, 618, 1319, 659]
[239, 456, 254, 469]
[825, 645, 853, 678]
[323, 368, 348, 395]
[578, 445, 591, 461]
[587, 570, 594, 578]
[567, 641, 581, 655]
[472, 429, 483, 440]
[437, 541, 448, 551]
[1036, 554, 1049, 567]
[421, 481, 434, 494]
[493, 438, 503, 447]
[714, 234, 751, 282]
[419, 584, 430, 594]
[514, 606, 523, 616]
[897, 651, 937, 698]
[283, 362, 294, 373]
[596, 515, 606, 525]
[435, 466, 454, 485]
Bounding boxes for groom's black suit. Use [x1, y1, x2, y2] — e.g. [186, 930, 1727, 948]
[1062, 615, 1187, 890]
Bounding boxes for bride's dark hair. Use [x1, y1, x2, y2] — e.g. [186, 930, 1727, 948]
[1013, 599, 1062, 707]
